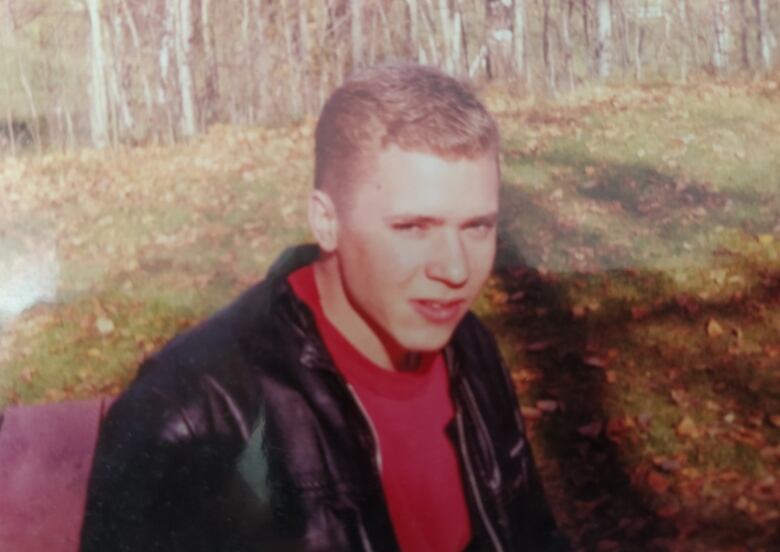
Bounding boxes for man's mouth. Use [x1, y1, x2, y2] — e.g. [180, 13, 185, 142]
[410, 299, 466, 324]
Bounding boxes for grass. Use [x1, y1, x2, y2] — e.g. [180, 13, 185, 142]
[1, 80, 779, 549]
[486, 81, 780, 548]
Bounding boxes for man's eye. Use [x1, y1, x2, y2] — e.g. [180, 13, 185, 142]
[393, 223, 427, 232]
[466, 222, 494, 237]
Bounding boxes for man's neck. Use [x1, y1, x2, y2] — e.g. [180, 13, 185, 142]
[312, 258, 420, 372]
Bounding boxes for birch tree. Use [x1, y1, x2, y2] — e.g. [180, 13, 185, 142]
[351, 0, 364, 67]
[595, 0, 612, 78]
[419, 0, 440, 65]
[542, 0, 556, 92]
[561, 0, 575, 90]
[712, 0, 731, 73]
[202, 0, 220, 125]
[86, 0, 110, 148]
[675, 0, 694, 79]
[512, 0, 526, 76]
[438, 0, 454, 73]
[405, 0, 423, 62]
[280, 0, 302, 117]
[119, 0, 152, 118]
[158, 0, 176, 142]
[754, 0, 774, 71]
[485, 0, 513, 79]
[174, 0, 196, 137]
[738, 0, 750, 69]
[108, 0, 133, 140]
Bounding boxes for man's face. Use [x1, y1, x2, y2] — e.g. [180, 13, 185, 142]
[334, 145, 500, 354]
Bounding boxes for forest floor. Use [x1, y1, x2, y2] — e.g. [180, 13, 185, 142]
[1, 79, 779, 550]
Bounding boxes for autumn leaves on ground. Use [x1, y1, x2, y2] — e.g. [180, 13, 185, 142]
[1, 80, 779, 550]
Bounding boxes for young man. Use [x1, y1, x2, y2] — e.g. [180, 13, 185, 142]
[81, 63, 568, 551]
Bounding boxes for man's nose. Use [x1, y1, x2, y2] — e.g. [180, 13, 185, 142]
[425, 231, 469, 287]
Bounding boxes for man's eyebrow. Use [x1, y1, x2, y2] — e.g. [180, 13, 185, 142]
[385, 215, 443, 224]
[384, 212, 499, 225]
[462, 212, 499, 226]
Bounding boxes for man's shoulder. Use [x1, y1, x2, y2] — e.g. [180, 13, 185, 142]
[113, 246, 321, 419]
[102, 277, 289, 442]
[146, 279, 272, 374]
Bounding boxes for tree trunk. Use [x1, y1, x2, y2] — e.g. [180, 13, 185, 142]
[712, 0, 731, 73]
[280, 0, 302, 117]
[561, 0, 575, 90]
[109, 3, 133, 137]
[202, 0, 220, 126]
[595, 0, 612, 78]
[542, 0, 555, 91]
[739, 0, 751, 69]
[634, 17, 644, 80]
[368, 7, 377, 65]
[582, 0, 590, 53]
[754, 0, 773, 71]
[119, 0, 153, 118]
[252, 0, 268, 119]
[65, 103, 75, 150]
[175, 0, 196, 136]
[438, 0, 455, 73]
[299, 2, 311, 113]
[376, 0, 393, 60]
[405, 0, 422, 62]
[242, 0, 255, 124]
[159, 0, 176, 143]
[616, 1, 631, 70]
[420, 0, 441, 66]
[485, 0, 513, 79]
[86, 0, 110, 148]
[675, 0, 695, 79]
[656, 8, 673, 74]
[351, 0, 363, 68]
[512, 0, 526, 76]
[3, 86, 15, 157]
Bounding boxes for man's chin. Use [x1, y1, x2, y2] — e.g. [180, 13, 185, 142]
[396, 327, 457, 354]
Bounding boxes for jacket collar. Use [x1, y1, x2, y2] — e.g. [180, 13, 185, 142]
[265, 243, 321, 282]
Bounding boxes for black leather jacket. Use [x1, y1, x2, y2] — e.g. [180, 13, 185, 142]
[80, 245, 568, 551]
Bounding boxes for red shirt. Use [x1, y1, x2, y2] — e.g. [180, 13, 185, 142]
[288, 265, 472, 551]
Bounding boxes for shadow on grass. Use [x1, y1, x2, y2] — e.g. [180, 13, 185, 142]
[490, 250, 673, 549]
[492, 168, 780, 549]
[506, 146, 778, 235]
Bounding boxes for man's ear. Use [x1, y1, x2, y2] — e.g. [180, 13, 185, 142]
[308, 189, 339, 253]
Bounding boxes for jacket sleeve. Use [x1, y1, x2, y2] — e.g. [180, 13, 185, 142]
[79, 370, 241, 552]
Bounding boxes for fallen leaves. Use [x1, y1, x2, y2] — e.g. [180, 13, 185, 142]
[536, 399, 559, 413]
[706, 318, 725, 338]
[578, 420, 604, 439]
[583, 355, 609, 368]
[525, 338, 557, 352]
[95, 316, 115, 335]
[726, 427, 766, 448]
[676, 416, 700, 439]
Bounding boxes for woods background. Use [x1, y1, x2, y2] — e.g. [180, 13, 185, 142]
[1, 0, 778, 154]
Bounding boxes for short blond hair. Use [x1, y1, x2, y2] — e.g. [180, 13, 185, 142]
[314, 63, 500, 203]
